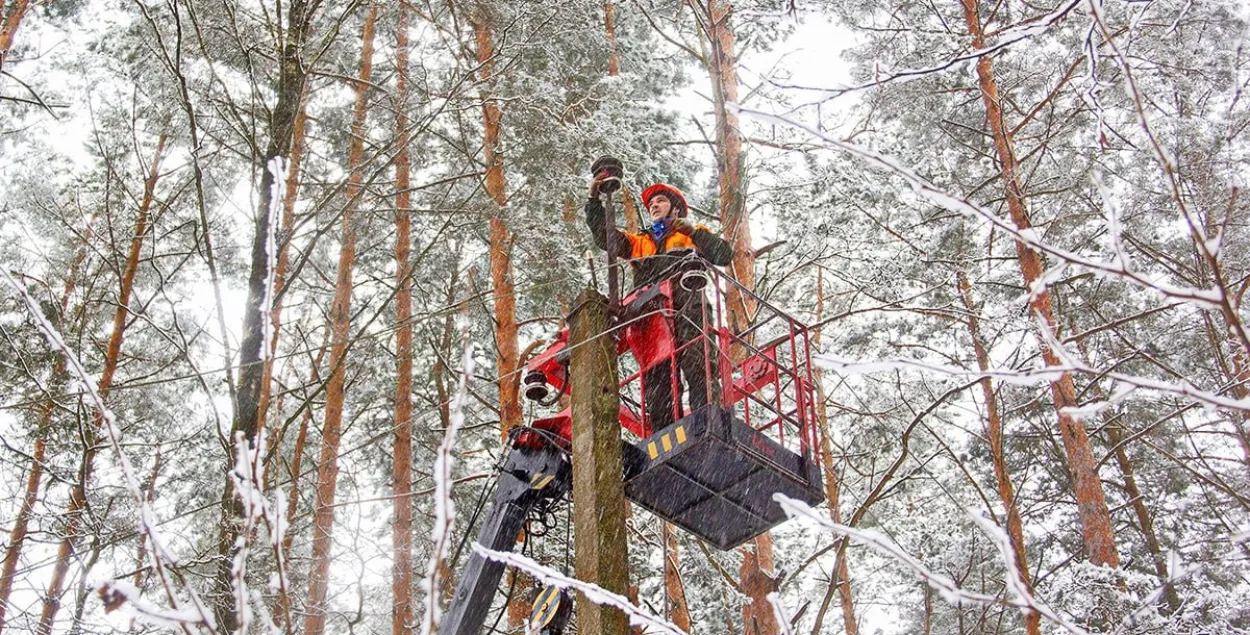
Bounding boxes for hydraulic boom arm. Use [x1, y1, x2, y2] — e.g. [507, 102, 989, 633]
[438, 435, 570, 635]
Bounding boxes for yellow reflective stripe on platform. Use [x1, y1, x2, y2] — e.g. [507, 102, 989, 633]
[648, 441, 659, 459]
[661, 434, 672, 452]
[530, 586, 560, 629]
[535, 474, 555, 490]
[675, 425, 687, 444]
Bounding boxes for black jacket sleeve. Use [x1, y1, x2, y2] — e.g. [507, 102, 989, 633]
[690, 227, 734, 266]
[584, 197, 633, 259]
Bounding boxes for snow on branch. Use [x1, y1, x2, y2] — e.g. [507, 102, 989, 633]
[227, 429, 290, 635]
[773, 493, 1092, 635]
[472, 544, 690, 635]
[420, 333, 475, 635]
[730, 104, 1228, 311]
[1, 268, 215, 632]
[815, 348, 1250, 416]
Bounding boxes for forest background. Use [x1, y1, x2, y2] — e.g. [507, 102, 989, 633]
[1, 0, 1249, 634]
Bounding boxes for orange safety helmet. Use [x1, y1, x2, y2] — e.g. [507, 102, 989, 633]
[640, 183, 688, 218]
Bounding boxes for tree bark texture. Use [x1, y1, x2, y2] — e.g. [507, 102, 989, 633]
[956, 269, 1043, 635]
[37, 132, 167, 635]
[663, 523, 692, 632]
[392, 4, 415, 633]
[569, 289, 631, 635]
[706, 0, 754, 335]
[959, 0, 1121, 568]
[701, 2, 777, 630]
[472, 12, 522, 444]
[218, 1, 320, 625]
[604, 1, 620, 76]
[0, 216, 93, 634]
[256, 86, 311, 438]
[277, 327, 331, 628]
[810, 270, 860, 635]
[0, 0, 31, 68]
[303, 8, 377, 635]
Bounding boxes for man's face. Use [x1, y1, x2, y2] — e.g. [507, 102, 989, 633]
[648, 195, 673, 222]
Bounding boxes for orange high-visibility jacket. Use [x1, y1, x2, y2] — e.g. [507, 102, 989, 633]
[585, 197, 733, 287]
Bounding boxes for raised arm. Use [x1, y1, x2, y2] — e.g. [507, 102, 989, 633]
[584, 196, 634, 259]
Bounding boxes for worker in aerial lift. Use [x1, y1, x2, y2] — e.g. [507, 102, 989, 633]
[585, 173, 734, 429]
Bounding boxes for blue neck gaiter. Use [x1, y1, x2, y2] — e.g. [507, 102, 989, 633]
[650, 218, 669, 240]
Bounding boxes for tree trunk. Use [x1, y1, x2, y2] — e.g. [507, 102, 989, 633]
[707, 0, 753, 334]
[663, 523, 692, 631]
[701, 2, 775, 630]
[303, 9, 377, 635]
[0, 216, 93, 634]
[276, 327, 331, 628]
[604, 1, 620, 77]
[38, 132, 167, 635]
[1067, 322, 1180, 612]
[472, 11, 521, 444]
[809, 270, 860, 635]
[0, 0, 31, 68]
[0, 434, 44, 633]
[956, 269, 1042, 635]
[392, 4, 415, 633]
[256, 86, 311, 439]
[472, 10, 528, 629]
[218, 1, 320, 626]
[959, 0, 1120, 568]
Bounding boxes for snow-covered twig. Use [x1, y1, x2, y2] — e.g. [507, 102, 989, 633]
[732, 104, 1228, 311]
[775, 494, 1093, 635]
[816, 351, 1250, 416]
[473, 545, 690, 635]
[227, 430, 289, 635]
[420, 334, 475, 635]
[1, 268, 215, 632]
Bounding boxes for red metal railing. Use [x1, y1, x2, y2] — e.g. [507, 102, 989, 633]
[615, 260, 820, 463]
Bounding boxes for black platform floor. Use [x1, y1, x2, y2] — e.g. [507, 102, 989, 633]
[622, 405, 825, 550]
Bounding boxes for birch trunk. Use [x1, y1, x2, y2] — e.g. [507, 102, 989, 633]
[303, 9, 377, 635]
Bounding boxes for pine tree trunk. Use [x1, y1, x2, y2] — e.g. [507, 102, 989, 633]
[707, 0, 753, 334]
[472, 11, 527, 627]
[663, 523, 692, 631]
[1066, 324, 1180, 612]
[959, 0, 1120, 568]
[303, 9, 377, 635]
[218, 1, 319, 625]
[603, 1, 620, 77]
[38, 132, 167, 635]
[256, 87, 310, 439]
[0, 217, 93, 634]
[701, 2, 776, 630]
[0, 434, 44, 633]
[956, 270, 1042, 635]
[473, 12, 521, 444]
[0, 0, 31, 67]
[810, 270, 860, 635]
[392, 5, 415, 633]
[277, 328, 331, 628]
